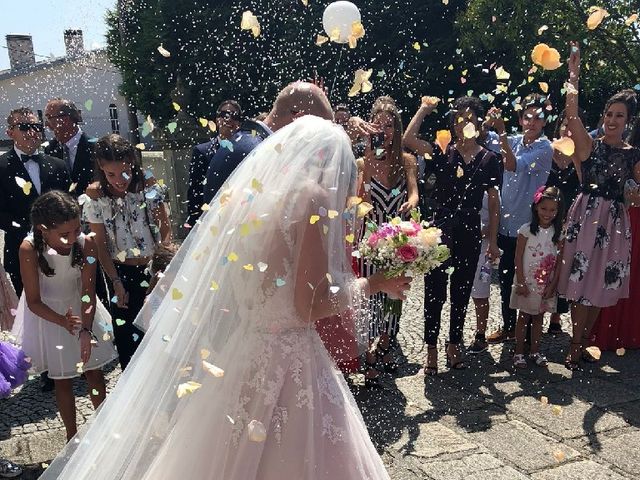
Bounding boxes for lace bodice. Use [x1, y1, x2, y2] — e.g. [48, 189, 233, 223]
[581, 141, 640, 202]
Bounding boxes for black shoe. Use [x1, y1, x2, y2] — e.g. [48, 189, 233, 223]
[548, 323, 563, 335]
[40, 371, 55, 392]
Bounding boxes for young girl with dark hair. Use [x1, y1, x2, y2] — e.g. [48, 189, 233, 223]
[511, 187, 564, 368]
[558, 44, 640, 370]
[82, 134, 171, 370]
[16, 190, 116, 440]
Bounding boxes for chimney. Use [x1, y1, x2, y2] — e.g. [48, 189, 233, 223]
[64, 29, 84, 58]
[6, 34, 36, 70]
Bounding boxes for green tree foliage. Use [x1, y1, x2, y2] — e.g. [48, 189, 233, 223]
[457, 0, 640, 125]
[107, 0, 482, 129]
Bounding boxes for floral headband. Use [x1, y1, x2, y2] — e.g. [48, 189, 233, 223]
[533, 186, 546, 204]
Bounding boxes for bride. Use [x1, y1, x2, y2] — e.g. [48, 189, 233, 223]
[40, 115, 411, 479]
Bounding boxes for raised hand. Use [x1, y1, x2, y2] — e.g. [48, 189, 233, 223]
[568, 41, 580, 83]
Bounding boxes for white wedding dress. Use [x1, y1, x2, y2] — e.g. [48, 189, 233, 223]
[40, 115, 390, 479]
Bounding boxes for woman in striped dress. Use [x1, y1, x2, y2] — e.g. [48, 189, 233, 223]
[358, 97, 419, 388]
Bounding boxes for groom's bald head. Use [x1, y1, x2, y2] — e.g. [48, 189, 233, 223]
[265, 82, 333, 131]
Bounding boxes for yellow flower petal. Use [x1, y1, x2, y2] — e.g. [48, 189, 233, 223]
[243, 264, 254, 271]
[309, 215, 321, 225]
[202, 360, 225, 377]
[227, 252, 239, 262]
[552, 137, 575, 156]
[316, 34, 329, 46]
[176, 381, 201, 398]
[171, 288, 183, 300]
[435, 130, 452, 154]
[345, 233, 355, 243]
[462, 122, 477, 139]
[587, 7, 609, 30]
[172, 102, 181, 111]
[198, 117, 208, 127]
[210, 281, 219, 291]
[495, 66, 510, 80]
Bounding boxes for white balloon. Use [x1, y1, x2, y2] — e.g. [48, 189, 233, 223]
[322, 1, 361, 44]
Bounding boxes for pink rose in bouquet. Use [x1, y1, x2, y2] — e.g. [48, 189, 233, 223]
[397, 245, 419, 262]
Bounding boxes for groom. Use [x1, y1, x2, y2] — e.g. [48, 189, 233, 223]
[202, 82, 333, 204]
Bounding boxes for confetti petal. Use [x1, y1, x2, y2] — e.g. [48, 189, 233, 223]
[81, 294, 91, 303]
[157, 44, 171, 57]
[115, 318, 126, 327]
[176, 381, 202, 398]
[171, 288, 183, 300]
[587, 7, 609, 30]
[202, 360, 225, 377]
[495, 66, 510, 80]
[552, 137, 575, 156]
[435, 130, 452, 154]
[210, 281, 219, 290]
[309, 215, 321, 225]
[240, 10, 261, 37]
[257, 262, 268, 272]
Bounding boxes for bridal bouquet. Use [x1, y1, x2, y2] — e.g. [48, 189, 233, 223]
[357, 211, 450, 315]
[358, 210, 450, 278]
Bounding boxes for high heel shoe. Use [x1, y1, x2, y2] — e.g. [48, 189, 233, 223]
[423, 345, 438, 376]
[377, 343, 398, 373]
[564, 341, 582, 371]
[445, 342, 468, 370]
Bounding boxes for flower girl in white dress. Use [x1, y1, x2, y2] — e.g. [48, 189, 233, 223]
[14, 191, 117, 440]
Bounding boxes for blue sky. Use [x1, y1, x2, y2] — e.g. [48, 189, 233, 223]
[1, 0, 115, 71]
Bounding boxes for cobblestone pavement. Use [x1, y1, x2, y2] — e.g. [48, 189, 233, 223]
[1, 274, 640, 479]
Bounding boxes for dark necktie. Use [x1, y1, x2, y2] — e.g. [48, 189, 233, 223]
[21, 154, 39, 163]
[63, 145, 72, 172]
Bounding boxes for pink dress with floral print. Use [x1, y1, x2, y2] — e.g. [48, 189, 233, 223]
[510, 223, 560, 315]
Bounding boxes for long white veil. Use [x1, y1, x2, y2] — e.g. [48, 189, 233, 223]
[40, 115, 378, 479]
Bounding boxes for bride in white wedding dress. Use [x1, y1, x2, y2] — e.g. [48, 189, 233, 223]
[39, 115, 411, 479]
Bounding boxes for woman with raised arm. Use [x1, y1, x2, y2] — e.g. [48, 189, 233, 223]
[557, 43, 640, 370]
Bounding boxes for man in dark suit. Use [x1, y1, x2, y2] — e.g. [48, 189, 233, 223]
[43, 98, 95, 196]
[0, 108, 71, 295]
[186, 100, 242, 225]
[202, 82, 333, 204]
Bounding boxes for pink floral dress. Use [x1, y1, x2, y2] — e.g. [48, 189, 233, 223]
[510, 223, 561, 315]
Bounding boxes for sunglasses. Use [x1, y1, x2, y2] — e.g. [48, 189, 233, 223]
[216, 110, 241, 120]
[10, 122, 44, 132]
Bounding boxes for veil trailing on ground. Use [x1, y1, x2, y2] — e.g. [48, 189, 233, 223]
[40, 116, 378, 479]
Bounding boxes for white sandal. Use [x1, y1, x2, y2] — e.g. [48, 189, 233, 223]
[513, 354, 527, 369]
[529, 353, 548, 367]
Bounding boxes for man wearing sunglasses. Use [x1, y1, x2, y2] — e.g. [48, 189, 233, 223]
[186, 100, 242, 225]
[43, 98, 96, 197]
[202, 82, 333, 204]
[0, 108, 70, 295]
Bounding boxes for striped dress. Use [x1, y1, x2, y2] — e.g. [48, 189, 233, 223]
[358, 176, 407, 340]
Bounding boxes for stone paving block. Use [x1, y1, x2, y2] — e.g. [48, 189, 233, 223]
[466, 419, 581, 473]
[505, 389, 629, 439]
[594, 429, 640, 476]
[419, 452, 529, 480]
[554, 376, 640, 408]
[390, 421, 480, 459]
[530, 460, 629, 480]
[396, 374, 489, 414]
